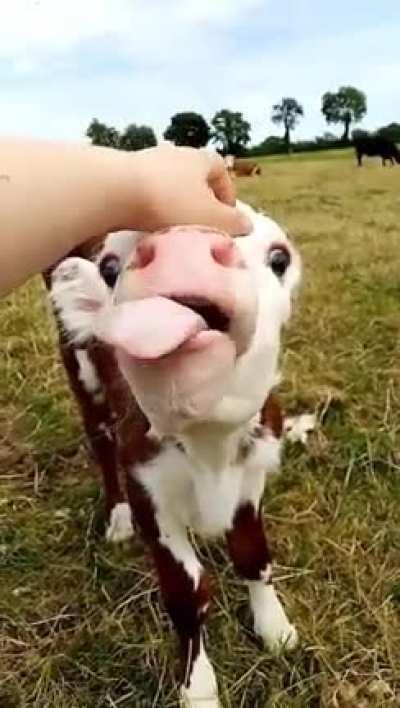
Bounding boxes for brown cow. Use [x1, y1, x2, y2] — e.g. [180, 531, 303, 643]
[225, 155, 262, 176]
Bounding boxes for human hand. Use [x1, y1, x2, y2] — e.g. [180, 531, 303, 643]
[116, 144, 251, 235]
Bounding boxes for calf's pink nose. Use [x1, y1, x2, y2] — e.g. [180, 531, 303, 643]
[130, 228, 242, 273]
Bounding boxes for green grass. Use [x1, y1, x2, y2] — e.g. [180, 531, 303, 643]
[1, 151, 400, 706]
[256, 147, 353, 164]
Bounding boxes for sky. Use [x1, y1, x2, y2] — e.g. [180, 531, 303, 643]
[1, 0, 399, 146]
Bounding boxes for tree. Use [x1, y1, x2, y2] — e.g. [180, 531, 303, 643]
[211, 109, 251, 155]
[271, 98, 304, 153]
[164, 112, 210, 148]
[320, 131, 337, 142]
[119, 124, 157, 151]
[86, 118, 120, 147]
[321, 86, 367, 142]
[247, 135, 286, 156]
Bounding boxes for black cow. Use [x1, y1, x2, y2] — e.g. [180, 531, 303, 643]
[354, 135, 400, 167]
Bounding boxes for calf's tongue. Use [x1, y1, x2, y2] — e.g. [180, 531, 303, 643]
[98, 296, 207, 360]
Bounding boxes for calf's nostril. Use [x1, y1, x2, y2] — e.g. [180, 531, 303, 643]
[211, 241, 236, 267]
[131, 243, 155, 270]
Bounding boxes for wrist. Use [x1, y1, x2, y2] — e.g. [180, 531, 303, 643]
[99, 147, 144, 233]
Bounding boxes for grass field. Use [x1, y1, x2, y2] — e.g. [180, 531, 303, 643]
[1, 149, 400, 707]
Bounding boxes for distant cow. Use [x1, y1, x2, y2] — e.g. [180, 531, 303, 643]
[225, 155, 262, 176]
[354, 135, 400, 167]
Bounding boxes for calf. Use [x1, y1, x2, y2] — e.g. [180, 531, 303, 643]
[48, 202, 301, 707]
[225, 155, 262, 176]
[354, 135, 400, 166]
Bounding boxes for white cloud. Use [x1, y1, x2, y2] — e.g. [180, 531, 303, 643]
[180, 0, 264, 24]
[0, 0, 126, 57]
[0, 0, 265, 63]
[0, 1, 399, 145]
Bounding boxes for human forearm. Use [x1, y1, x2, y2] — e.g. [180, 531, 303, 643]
[0, 140, 136, 293]
[0, 140, 249, 295]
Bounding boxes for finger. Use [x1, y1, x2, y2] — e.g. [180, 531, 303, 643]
[205, 152, 236, 206]
[208, 171, 236, 207]
[198, 196, 251, 236]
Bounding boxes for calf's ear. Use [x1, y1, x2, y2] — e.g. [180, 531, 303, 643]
[50, 257, 109, 344]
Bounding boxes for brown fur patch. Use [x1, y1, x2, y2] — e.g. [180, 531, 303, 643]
[226, 502, 272, 580]
[260, 393, 283, 438]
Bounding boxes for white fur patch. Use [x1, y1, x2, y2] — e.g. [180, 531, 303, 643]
[180, 638, 219, 708]
[158, 533, 202, 589]
[75, 349, 104, 401]
[96, 230, 139, 267]
[260, 563, 273, 584]
[156, 509, 203, 588]
[51, 257, 110, 343]
[136, 425, 280, 540]
[106, 502, 134, 543]
[249, 581, 298, 652]
[284, 414, 316, 444]
[240, 434, 282, 509]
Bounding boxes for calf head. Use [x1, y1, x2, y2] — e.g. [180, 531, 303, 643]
[51, 202, 301, 435]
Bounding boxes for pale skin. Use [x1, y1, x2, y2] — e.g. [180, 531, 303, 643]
[0, 140, 250, 296]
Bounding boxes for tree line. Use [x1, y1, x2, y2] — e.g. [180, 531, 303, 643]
[86, 85, 399, 157]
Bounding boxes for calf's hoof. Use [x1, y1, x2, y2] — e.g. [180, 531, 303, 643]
[180, 689, 221, 708]
[258, 620, 298, 654]
[106, 502, 134, 543]
[180, 647, 220, 708]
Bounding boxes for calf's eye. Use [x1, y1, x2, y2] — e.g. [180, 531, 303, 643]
[99, 254, 120, 288]
[267, 245, 291, 278]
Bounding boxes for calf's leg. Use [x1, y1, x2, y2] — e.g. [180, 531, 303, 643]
[128, 476, 219, 707]
[44, 267, 133, 542]
[154, 527, 218, 708]
[226, 502, 297, 652]
[60, 342, 133, 542]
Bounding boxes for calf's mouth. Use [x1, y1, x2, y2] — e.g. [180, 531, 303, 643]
[170, 297, 231, 334]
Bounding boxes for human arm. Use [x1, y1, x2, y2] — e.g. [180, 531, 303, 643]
[0, 140, 249, 295]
